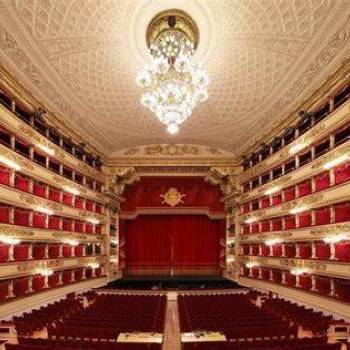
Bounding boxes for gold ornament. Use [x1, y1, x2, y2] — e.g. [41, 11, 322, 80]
[160, 187, 186, 207]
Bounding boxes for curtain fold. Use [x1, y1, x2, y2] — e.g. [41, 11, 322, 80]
[123, 215, 224, 275]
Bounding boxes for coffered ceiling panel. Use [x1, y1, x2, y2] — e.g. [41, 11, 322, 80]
[0, 0, 350, 158]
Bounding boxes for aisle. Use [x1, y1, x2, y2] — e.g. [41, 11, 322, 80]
[163, 300, 181, 350]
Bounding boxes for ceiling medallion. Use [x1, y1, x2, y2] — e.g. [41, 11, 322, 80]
[136, 9, 209, 135]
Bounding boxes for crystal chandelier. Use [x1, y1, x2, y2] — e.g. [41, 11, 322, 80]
[136, 10, 209, 134]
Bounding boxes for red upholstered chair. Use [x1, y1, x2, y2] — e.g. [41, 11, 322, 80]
[272, 218, 282, 231]
[0, 244, 9, 262]
[272, 193, 282, 206]
[33, 181, 46, 198]
[272, 244, 282, 257]
[298, 180, 312, 197]
[63, 218, 73, 231]
[14, 208, 30, 226]
[48, 244, 60, 259]
[285, 244, 296, 258]
[260, 196, 270, 208]
[335, 242, 350, 262]
[315, 172, 330, 192]
[299, 211, 312, 228]
[0, 205, 10, 223]
[284, 186, 295, 202]
[32, 212, 46, 228]
[299, 274, 312, 290]
[315, 241, 330, 260]
[75, 196, 84, 209]
[86, 200, 94, 212]
[32, 274, 45, 291]
[48, 216, 60, 230]
[14, 244, 29, 261]
[315, 207, 331, 225]
[32, 244, 46, 260]
[62, 192, 73, 206]
[334, 202, 350, 222]
[334, 162, 350, 185]
[14, 174, 29, 192]
[260, 220, 270, 232]
[284, 215, 296, 229]
[49, 187, 60, 202]
[299, 243, 312, 259]
[0, 165, 10, 186]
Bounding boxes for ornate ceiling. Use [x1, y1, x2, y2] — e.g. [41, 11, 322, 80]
[1, 0, 350, 159]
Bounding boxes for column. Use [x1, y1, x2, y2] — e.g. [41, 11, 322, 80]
[44, 244, 49, 259]
[28, 243, 33, 260]
[327, 96, 335, 113]
[311, 275, 316, 291]
[28, 276, 33, 293]
[329, 278, 335, 297]
[329, 134, 335, 150]
[58, 244, 63, 258]
[281, 271, 286, 284]
[29, 147, 34, 162]
[11, 99, 16, 113]
[9, 170, 15, 187]
[8, 244, 14, 261]
[311, 241, 316, 259]
[269, 269, 273, 281]
[82, 244, 86, 257]
[281, 243, 286, 258]
[9, 207, 14, 225]
[258, 244, 262, 256]
[10, 135, 15, 151]
[43, 275, 49, 289]
[7, 280, 14, 299]
[28, 211, 33, 227]
[295, 243, 300, 258]
[330, 242, 336, 260]
[295, 274, 300, 288]
[58, 272, 63, 285]
[82, 268, 86, 280]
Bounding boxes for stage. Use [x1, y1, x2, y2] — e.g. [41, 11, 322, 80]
[104, 275, 243, 291]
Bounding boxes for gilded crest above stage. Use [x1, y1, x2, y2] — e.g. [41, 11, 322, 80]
[160, 188, 186, 207]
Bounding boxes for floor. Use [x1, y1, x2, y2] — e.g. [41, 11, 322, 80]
[163, 300, 181, 350]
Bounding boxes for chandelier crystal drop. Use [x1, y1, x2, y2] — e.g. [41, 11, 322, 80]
[137, 10, 209, 134]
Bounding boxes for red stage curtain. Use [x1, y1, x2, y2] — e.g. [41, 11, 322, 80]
[284, 186, 295, 202]
[315, 172, 330, 192]
[123, 215, 224, 274]
[0, 166, 10, 186]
